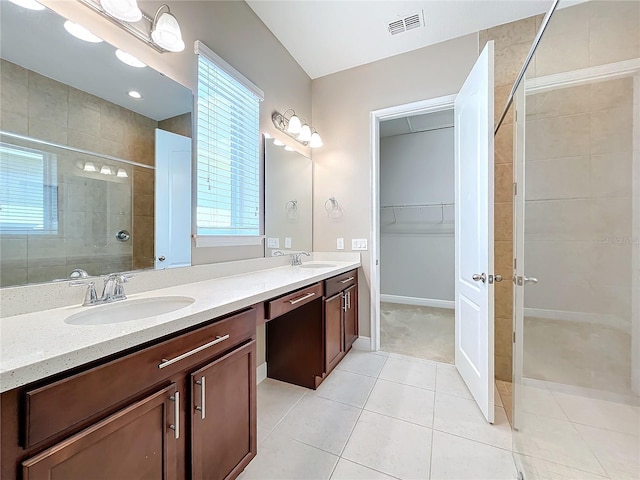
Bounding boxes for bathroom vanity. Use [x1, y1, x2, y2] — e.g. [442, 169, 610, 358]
[0, 257, 361, 480]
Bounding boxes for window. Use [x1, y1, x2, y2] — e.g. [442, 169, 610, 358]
[0, 143, 58, 235]
[195, 41, 264, 246]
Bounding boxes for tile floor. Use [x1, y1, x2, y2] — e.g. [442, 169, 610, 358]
[239, 348, 515, 480]
[380, 303, 454, 364]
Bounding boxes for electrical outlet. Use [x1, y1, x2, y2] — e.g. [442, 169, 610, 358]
[267, 237, 280, 248]
[284, 237, 292, 249]
[352, 238, 368, 251]
[337, 238, 344, 250]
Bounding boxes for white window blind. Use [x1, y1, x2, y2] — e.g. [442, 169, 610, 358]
[0, 143, 58, 234]
[195, 41, 264, 242]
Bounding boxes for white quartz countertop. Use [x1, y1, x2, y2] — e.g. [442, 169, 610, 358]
[0, 260, 360, 393]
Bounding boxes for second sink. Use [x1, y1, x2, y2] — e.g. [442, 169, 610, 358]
[65, 296, 195, 325]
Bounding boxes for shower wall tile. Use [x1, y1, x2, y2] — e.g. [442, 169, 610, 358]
[68, 102, 101, 137]
[495, 281, 513, 319]
[591, 152, 632, 198]
[67, 128, 99, 152]
[0, 60, 27, 115]
[590, 77, 633, 112]
[495, 355, 512, 383]
[495, 316, 513, 358]
[494, 203, 513, 242]
[592, 243, 632, 288]
[591, 197, 632, 238]
[485, 15, 538, 52]
[494, 84, 513, 125]
[494, 163, 513, 203]
[590, 106, 633, 155]
[534, 30, 590, 77]
[158, 113, 193, 139]
[0, 266, 27, 288]
[494, 124, 513, 165]
[526, 114, 591, 161]
[524, 199, 592, 241]
[589, 4, 640, 66]
[134, 194, 154, 217]
[495, 240, 513, 278]
[68, 87, 102, 112]
[28, 72, 68, 124]
[0, 110, 28, 135]
[27, 265, 68, 284]
[494, 41, 532, 87]
[526, 84, 591, 120]
[28, 117, 68, 145]
[0, 237, 27, 263]
[525, 156, 590, 201]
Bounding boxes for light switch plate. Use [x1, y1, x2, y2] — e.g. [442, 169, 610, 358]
[352, 238, 368, 251]
[337, 238, 344, 250]
[267, 237, 280, 248]
[284, 237, 292, 249]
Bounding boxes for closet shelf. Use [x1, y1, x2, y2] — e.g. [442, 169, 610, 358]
[380, 202, 454, 225]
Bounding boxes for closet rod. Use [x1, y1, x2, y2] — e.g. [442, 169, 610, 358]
[380, 202, 454, 209]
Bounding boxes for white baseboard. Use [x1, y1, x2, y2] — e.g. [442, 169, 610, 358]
[257, 362, 267, 384]
[380, 294, 454, 310]
[353, 336, 372, 351]
[524, 308, 629, 333]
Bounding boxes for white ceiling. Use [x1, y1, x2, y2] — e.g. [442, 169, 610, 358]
[246, 0, 555, 79]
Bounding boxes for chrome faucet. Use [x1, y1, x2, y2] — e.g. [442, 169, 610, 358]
[71, 272, 133, 306]
[291, 251, 311, 266]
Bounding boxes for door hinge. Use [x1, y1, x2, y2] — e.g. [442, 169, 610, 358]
[513, 331, 516, 343]
[514, 258, 517, 269]
[513, 182, 517, 196]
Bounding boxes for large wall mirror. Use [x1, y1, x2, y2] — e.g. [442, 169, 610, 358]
[264, 138, 312, 256]
[0, 1, 193, 287]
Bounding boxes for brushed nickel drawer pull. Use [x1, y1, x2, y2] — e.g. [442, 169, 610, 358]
[288, 292, 316, 305]
[195, 376, 206, 420]
[339, 277, 355, 284]
[169, 391, 180, 439]
[158, 335, 230, 369]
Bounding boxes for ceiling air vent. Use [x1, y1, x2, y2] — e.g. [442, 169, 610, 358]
[387, 11, 424, 36]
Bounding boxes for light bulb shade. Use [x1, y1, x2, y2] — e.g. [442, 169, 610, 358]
[8, 0, 45, 10]
[83, 162, 97, 172]
[273, 139, 285, 146]
[151, 7, 185, 52]
[100, 0, 142, 22]
[64, 21, 103, 43]
[284, 146, 295, 152]
[115, 49, 146, 68]
[298, 124, 312, 142]
[116, 168, 128, 178]
[287, 114, 302, 134]
[310, 132, 323, 148]
[100, 165, 112, 175]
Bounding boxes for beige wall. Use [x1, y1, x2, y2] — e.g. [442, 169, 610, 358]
[41, 0, 313, 266]
[311, 34, 479, 338]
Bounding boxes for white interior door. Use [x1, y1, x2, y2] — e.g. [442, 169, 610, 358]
[155, 129, 192, 269]
[454, 41, 495, 423]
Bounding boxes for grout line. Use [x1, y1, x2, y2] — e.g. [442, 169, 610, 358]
[430, 427, 513, 453]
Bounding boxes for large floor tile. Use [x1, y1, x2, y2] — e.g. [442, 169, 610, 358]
[520, 383, 568, 420]
[575, 423, 640, 480]
[337, 350, 388, 377]
[342, 410, 432, 479]
[553, 391, 640, 435]
[272, 395, 361, 455]
[514, 454, 609, 480]
[330, 458, 397, 480]
[257, 378, 308, 431]
[433, 392, 512, 450]
[364, 379, 435, 427]
[311, 369, 376, 408]
[378, 356, 437, 391]
[435, 363, 473, 399]
[430, 430, 516, 480]
[512, 412, 607, 476]
[238, 431, 338, 480]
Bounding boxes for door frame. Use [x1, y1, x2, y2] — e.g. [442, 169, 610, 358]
[369, 94, 457, 352]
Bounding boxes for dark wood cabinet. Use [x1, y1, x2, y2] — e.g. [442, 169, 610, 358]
[22, 384, 179, 480]
[2, 307, 257, 480]
[191, 341, 256, 480]
[344, 284, 358, 350]
[324, 292, 344, 373]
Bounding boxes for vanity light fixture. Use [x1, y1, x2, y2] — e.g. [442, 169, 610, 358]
[115, 49, 146, 68]
[100, 0, 141, 22]
[128, 90, 142, 99]
[100, 165, 112, 175]
[83, 161, 97, 172]
[8, 0, 45, 10]
[151, 4, 185, 52]
[78, 0, 184, 53]
[272, 110, 323, 148]
[64, 20, 104, 43]
[116, 168, 128, 178]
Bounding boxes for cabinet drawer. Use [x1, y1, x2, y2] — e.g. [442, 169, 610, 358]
[266, 283, 323, 320]
[23, 307, 256, 449]
[325, 270, 357, 298]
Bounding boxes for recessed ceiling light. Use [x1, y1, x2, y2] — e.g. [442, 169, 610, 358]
[115, 49, 146, 68]
[128, 90, 142, 99]
[8, 0, 45, 10]
[64, 21, 103, 43]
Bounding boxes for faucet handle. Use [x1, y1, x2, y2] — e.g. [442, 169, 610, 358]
[70, 281, 98, 306]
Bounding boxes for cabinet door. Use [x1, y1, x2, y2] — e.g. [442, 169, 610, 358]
[324, 292, 344, 373]
[191, 341, 256, 480]
[22, 385, 178, 480]
[344, 285, 358, 350]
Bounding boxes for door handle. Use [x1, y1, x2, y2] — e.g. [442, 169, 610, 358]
[195, 376, 206, 420]
[158, 256, 166, 262]
[169, 391, 180, 439]
[524, 276, 538, 284]
[472, 273, 486, 283]
[494, 274, 503, 282]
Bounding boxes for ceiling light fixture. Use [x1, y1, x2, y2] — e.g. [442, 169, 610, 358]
[64, 20, 104, 43]
[78, 0, 184, 53]
[128, 90, 142, 99]
[115, 49, 146, 68]
[8, 0, 45, 10]
[272, 109, 323, 148]
[100, 0, 141, 22]
[151, 4, 185, 52]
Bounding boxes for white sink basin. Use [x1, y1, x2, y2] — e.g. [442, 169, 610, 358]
[65, 296, 195, 326]
[299, 263, 337, 269]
